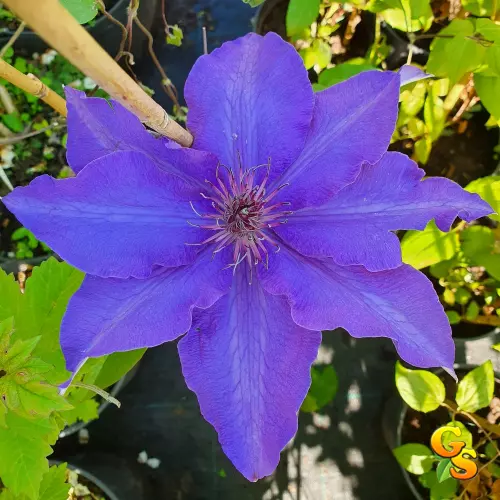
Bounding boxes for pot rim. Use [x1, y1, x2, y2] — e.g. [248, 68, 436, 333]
[50, 459, 120, 500]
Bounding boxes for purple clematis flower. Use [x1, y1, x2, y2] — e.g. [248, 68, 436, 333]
[2, 33, 492, 480]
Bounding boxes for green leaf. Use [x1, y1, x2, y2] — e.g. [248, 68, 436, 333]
[286, 0, 321, 36]
[465, 300, 480, 321]
[492, 343, 500, 352]
[475, 75, 500, 121]
[456, 360, 494, 412]
[318, 62, 378, 88]
[2, 113, 23, 133]
[463, 0, 499, 20]
[446, 310, 461, 325]
[242, 0, 265, 5]
[419, 470, 459, 499]
[476, 19, 500, 77]
[38, 464, 70, 500]
[166, 25, 183, 47]
[401, 81, 427, 117]
[395, 362, 446, 412]
[424, 91, 446, 142]
[0, 269, 21, 325]
[0, 318, 72, 419]
[300, 39, 331, 70]
[60, 399, 99, 426]
[461, 225, 495, 260]
[16, 258, 84, 382]
[0, 412, 57, 499]
[436, 458, 453, 482]
[381, 0, 433, 33]
[465, 176, 500, 222]
[93, 348, 146, 390]
[393, 443, 435, 474]
[442, 421, 473, 449]
[301, 365, 338, 413]
[401, 221, 459, 270]
[414, 136, 432, 165]
[454, 287, 471, 306]
[427, 19, 486, 85]
[60, 0, 98, 24]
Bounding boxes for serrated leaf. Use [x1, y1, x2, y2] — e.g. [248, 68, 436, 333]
[286, 0, 321, 36]
[0, 269, 21, 324]
[456, 360, 494, 412]
[38, 463, 70, 500]
[0, 319, 72, 419]
[0, 412, 56, 499]
[16, 258, 84, 383]
[396, 362, 446, 412]
[393, 443, 435, 474]
[436, 458, 453, 482]
[401, 221, 459, 269]
[301, 365, 338, 413]
[465, 176, 500, 222]
[60, 0, 98, 24]
[427, 19, 486, 85]
[60, 398, 99, 426]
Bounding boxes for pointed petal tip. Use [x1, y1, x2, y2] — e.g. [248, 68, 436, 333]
[443, 366, 458, 382]
[399, 65, 433, 87]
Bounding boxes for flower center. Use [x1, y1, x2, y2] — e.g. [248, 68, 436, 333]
[188, 160, 291, 276]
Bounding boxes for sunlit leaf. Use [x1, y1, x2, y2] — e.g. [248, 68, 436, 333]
[465, 176, 500, 222]
[286, 0, 321, 36]
[38, 463, 70, 500]
[60, 0, 98, 24]
[301, 365, 338, 413]
[456, 360, 494, 412]
[401, 221, 459, 269]
[393, 443, 435, 474]
[395, 362, 445, 412]
[318, 62, 377, 88]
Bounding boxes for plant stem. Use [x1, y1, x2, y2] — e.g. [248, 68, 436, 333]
[3, 0, 193, 147]
[0, 83, 18, 114]
[444, 398, 500, 437]
[0, 20, 26, 59]
[0, 122, 65, 145]
[70, 382, 121, 408]
[0, 59, 67, 116]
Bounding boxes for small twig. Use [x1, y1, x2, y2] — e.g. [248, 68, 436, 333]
[70, 381, 121, 408]
[95, 0, 128, 62]
[444, 399, 500, 437]
[0, 122, 64, 145]
[0, 20, 26, 59]
[133, 15, 180, 108]
[0, 83, 18, 114]
[0, 123, 13, 137]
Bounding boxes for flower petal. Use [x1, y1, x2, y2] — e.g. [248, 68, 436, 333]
[61, 249, 231, 372]
[178, 265, 321, 481]
[259, 246, 454, 370]
[276, 152, 492, 271]
[185, 33, 314, 183]
[399, 65, 433, 86]
[3, 151, 204, 278]
[65, 87, 215, 193]
[275, 70, 400, 209]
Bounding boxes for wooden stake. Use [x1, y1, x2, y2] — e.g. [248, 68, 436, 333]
[0, 58, 67, 116]
[4, 0, 193, 147]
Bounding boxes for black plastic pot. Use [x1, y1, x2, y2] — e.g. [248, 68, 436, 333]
[0, 0, 159, 62]
[52, 453, 147, 500]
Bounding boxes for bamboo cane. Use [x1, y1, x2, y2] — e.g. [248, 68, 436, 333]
[3, 0, 193, 147]
[0, 58, 67, 116]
